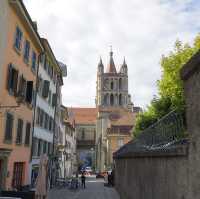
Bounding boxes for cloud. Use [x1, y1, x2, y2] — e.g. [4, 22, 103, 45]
[24, 0, 200, 108]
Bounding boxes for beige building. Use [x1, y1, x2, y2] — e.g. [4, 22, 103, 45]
[0, 0, 43, 190]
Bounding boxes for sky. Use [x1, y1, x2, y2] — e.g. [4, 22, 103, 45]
[24, 0, 200, 109]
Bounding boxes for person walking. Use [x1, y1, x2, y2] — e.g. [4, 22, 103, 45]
[81, 172, 86, 189]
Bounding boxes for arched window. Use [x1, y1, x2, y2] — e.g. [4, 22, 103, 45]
[119, 78, 122, 90]
[111, 81, 114, 90]
[104, 94, 108, 105]
[110, 94, 114, 106]
[115, 94, 118, 106]
[119, 94, 122, 106]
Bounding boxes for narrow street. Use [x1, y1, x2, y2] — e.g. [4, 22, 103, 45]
[48, 176, 120, 199]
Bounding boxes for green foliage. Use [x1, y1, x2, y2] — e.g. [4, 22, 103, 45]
[134, 34, 200, 137]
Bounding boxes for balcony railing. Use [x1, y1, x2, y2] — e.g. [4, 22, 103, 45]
[77, 140, 95, 147]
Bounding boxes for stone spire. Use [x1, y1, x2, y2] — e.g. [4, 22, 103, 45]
[98, 56, 104, 74]
[120, 57, 128, 74]
[106, 46, 117, 73]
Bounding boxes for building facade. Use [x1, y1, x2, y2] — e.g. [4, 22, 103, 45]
[95, 50, 139, 171]
[69, 108, 96, 171]
[57, 106, 76, 178]
[30, 38, 63, 186]
[0, 0, 43, 190]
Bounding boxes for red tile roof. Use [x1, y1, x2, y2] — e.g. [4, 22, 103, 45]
[68, 107, 97, 125]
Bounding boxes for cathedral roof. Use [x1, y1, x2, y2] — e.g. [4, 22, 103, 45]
[68, 107, 97, 125]
[106, 49, 117, 73]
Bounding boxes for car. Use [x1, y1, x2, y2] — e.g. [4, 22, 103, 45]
[84, 166, 92, 175]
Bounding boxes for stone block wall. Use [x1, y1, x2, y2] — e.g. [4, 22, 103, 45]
[114, 50, 200, 199]
[115, 148, 189, 199]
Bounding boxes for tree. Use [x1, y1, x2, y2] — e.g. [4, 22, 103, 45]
[134, 34, 200, 136]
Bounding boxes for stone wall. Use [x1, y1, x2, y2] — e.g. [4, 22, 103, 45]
[114, 50, 200, 199]
[115, 146, 189, 199]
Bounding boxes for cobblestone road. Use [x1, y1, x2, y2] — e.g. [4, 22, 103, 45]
[48, 176, 120, 199]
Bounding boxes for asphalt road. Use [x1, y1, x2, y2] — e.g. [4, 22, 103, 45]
[48, 176, 120, 199]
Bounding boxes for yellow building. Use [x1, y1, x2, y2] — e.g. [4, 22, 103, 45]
[0, 0, 43, 190]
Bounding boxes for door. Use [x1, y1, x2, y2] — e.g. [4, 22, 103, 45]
[12, 162, 24, 188]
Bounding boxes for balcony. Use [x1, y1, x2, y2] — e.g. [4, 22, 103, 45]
[77, 140, 95, 149]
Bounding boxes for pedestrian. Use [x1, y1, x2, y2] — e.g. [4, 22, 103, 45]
[81, 172, 86, 189]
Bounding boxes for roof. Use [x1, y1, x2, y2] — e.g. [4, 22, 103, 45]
[109, 109, 136, 126]
[68, 107, 97, 125]
[9, 0, 43, 52]
[106, 50, 117, 73]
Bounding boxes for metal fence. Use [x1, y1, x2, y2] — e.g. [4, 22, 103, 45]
[137, 110, 186, 147]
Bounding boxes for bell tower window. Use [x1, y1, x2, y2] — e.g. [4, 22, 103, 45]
[110, 94, 114, 106]
[111, 81, 114, 90]
[119, 94, 122, 106]
[119, 78, 122, 90]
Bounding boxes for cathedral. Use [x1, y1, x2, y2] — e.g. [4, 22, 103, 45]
[95, 49, 140, 171]
[70, 49, 140, 171]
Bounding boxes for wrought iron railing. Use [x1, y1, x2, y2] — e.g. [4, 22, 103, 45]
[137, 110, 186, 147]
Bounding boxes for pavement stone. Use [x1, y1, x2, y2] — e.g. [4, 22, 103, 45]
[47, 176, 120, 199]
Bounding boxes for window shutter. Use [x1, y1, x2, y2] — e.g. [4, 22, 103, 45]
[16, 119, 23, 144]
[13, 69, 19, 96]
[42, 80, 50, 98]
[7, 64, 13, 91]
[25, 122, 31, 145]
[5, 113, 14, 141]
[52, 93, 57, 107]
[26, 81, 33, 103]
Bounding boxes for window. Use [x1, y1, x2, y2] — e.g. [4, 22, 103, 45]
[119, 94, 122, 106]
[110, 94, 114, 106]
[32, 51, 37, 71]
[12, 162, 24, 188]
[119, 78, 122, 90]
[44, 58, 48, 71]
[24, 40, 30, 63]
[37, 139, 41, 156]
[25, 122, 31, 145]
[14, 26, 23, 51]
[26, 81, 33, 103]
[32, 138, 38, 156]
[7, 64, 18, 96]
[16, 119, 23, 144]
[42, 80, 50, 98]
[111, 81, 114, 90]
[118, 138, 124, 148]
[81, 129, 85, 140]
[48, 143, 52, 155]
[48, 90, 51, 105]
[5, 113, 14, 142]
[36, 107, 40, 125]
[43, 141, 47, 154]
[39, 109, 44, 127]
[49, 117, 52, 131]
[17, 75, 26, 99]
[52, 93, 57, 107]
[44, 113, 49, 129]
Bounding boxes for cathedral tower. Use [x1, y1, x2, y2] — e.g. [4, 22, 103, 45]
[96, 49, 133, 110]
